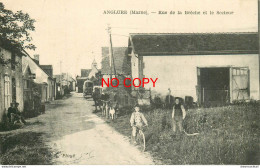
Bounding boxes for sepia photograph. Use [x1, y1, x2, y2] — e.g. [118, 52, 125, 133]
[0, 0, 259, 166]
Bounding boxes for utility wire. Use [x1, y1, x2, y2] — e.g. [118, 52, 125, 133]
[111, 26, 141, 30]
[111, 34, 129, 37]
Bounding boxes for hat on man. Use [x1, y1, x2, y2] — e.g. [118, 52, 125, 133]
[10, 101, 19, 106]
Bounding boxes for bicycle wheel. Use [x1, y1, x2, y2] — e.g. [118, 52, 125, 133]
[138, 130, 146, 152]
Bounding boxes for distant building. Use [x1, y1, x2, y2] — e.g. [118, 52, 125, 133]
[101, 47, 131, 76]
[77, 59, 100, 93]
[81, 59, 100, 79]
[88, 59, 99, 79]
[53, 74, 65, 97]
[76, 76, 88, 93]
[54, 73, 76, 97]
[101, 47, 131, 89]
[81, 69, 91, 77]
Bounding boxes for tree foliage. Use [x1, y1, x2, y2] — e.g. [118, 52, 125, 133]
[0, 2, 36, 51]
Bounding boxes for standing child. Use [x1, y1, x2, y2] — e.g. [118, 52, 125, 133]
[172, 98, 186, 133]
[130, 105, 148, 143]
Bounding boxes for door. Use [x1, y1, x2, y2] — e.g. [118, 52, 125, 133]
[197, 67, 230, 106]
[12, 78, 16, 102]
[231, 67, 250, 102]
[196, 67, 202, 105]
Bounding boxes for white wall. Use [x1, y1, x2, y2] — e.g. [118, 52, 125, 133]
[0, 47, 24, 122]
[22, 56, 55, 102]
[141, 54, 259, 101]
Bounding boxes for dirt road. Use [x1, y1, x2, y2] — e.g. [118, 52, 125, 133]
[29, 92, 155, 164]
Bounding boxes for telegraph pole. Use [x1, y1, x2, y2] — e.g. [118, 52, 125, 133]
[107, 25, 116, 80]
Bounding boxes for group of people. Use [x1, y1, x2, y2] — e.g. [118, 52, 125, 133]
[7, 102, 26, 125]
[130, 88, 186, 143]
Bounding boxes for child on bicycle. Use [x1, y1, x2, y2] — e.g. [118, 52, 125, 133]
[130, 105, 148, 144]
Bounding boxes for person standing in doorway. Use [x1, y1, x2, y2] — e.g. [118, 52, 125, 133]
[172, 98, 186, 134]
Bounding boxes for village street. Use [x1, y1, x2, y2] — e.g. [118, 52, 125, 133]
[1, 92, 155, 165]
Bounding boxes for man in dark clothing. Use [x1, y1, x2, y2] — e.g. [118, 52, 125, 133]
[172, 98, 186, 133]
[7, 102, 16, 122]
[161, 89, 175, 130]
[7, 102, 26, 124]
[165, 88, 175, 109]
[93, 88, 103, 112]
[101, 92, 109, 101]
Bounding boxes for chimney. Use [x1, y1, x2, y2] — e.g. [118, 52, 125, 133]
[34, 54, 40, 65]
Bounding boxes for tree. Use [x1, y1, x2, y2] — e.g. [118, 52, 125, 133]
[0, 2, 36, 51]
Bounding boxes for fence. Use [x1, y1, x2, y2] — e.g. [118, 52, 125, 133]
[131, 88, 151, 105]
[106, 88, 151, 107]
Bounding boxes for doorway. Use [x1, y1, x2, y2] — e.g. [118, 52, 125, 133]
[197, 67, 230, 106]
[12, 78, 16, 102]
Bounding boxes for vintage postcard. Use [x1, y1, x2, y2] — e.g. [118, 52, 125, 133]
[0, 0, 259, 166]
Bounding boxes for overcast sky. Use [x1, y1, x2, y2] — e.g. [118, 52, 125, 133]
[1, 0, 258, 77]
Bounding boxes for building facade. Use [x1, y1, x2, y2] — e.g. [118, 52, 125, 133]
[22, 55, 55, 103]
[128, 33, 259, 105]
[0, 46, 24, 123]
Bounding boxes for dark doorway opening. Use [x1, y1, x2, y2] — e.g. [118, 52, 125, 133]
[12, 78, 16, 102]
[200, 67, 230, 106]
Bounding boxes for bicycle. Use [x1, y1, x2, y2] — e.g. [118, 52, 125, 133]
[131, 125, 147, 152]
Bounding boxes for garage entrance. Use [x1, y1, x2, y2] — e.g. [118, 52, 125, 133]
[197, 67, 230, 106]
[197, 66, 250, 106]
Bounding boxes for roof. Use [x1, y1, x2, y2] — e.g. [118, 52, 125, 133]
[76, 76, 88, 81]
[101, 47, 131, 75]
[40, 65, 53, 77]
[22, 55, 54, 84]
[22, 64, 32, 76]
[40, 65, 53, 69]
[128, 32, 259, 56]
[81, 69, 91, 77]
[22, 51, 54, 81]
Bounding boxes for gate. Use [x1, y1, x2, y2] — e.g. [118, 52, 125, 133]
[131, 88, 151, 105]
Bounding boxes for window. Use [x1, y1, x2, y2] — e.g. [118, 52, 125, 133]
[4, 76, 11, 109]
[233, 68, 248, 76]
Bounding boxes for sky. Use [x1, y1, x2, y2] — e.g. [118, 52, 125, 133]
[1, 0, 258, 77]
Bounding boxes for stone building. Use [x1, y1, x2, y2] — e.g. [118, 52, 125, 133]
[0, 44, 24, 123]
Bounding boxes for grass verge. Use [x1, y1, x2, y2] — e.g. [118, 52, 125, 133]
[0, 131, 53, 165]
[97, 103, 259, 165]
